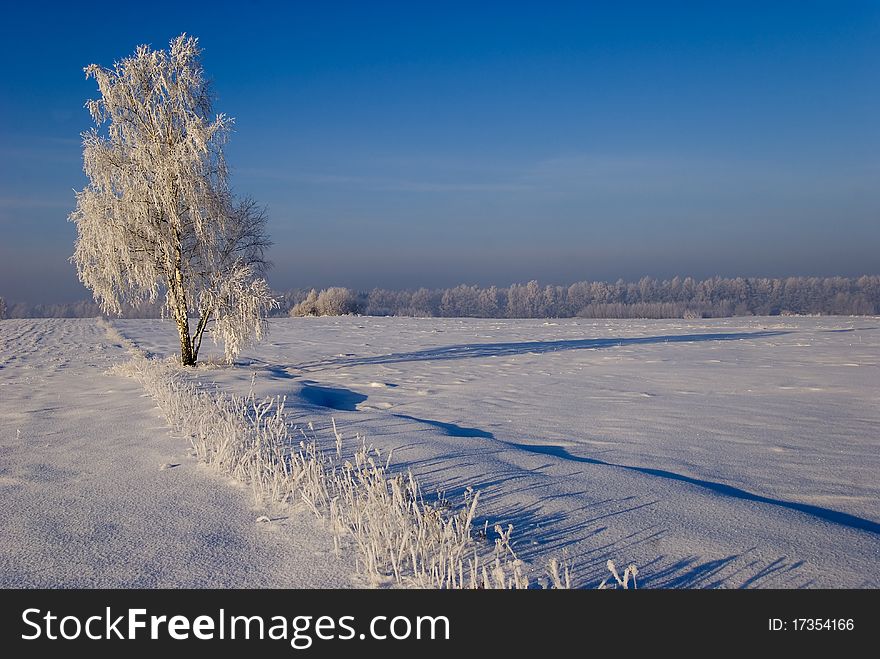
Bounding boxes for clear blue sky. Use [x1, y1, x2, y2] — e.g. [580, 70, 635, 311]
[1, 1, 878, 302]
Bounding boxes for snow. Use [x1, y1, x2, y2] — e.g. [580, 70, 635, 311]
[3, 315, 878, 587]
[0, 319, 353, 587]
[115, 315, 880, 588]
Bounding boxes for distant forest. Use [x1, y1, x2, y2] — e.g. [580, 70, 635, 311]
[5, 275, 878, 320]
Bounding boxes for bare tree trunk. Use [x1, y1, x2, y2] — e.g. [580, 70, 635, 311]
[177, 315, 195, 366]
[170, 251, 196, 366]
[191, 309, 211, 363]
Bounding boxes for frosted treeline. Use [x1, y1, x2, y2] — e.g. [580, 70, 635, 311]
[0, 298, 156, 320]
[3, 275, 878, 319]
[286, 275, 880, 319]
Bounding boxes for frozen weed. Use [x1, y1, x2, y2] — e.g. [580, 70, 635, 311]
[111, 343, 636, 590]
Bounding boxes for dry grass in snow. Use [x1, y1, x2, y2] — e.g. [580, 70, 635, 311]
[106, 321, 635, 589]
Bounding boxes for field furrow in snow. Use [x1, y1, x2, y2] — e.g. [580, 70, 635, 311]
[0, 318, 352, 587]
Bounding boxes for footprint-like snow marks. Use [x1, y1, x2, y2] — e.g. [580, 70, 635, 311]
[509, 442, 880, 536]
[299, 383, 367, 411]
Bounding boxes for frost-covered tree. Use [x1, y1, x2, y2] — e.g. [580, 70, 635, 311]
[69, 34, 275, 365]
[0, 297, 6, 320]
[290, 289, 319, 316]
[316, 287, 359, 315]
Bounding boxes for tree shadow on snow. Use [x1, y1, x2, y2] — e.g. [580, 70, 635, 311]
[392, 413, 494, 438]
[638, 552, 810, 588]
[508, 442, 880, 536]
[293, 330, 791, 370]
[374, 412, 878, 586]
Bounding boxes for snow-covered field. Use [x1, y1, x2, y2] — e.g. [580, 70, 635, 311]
[0, 319, 352, 587]
[3, 316, 878, 587]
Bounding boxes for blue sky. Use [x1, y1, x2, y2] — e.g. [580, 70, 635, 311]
[1, 1, 878, 302]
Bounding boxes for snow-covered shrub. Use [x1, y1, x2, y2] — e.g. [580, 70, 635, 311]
[316, 287, 360, 315]
[290, 289, 319, 316]
[290, 287, 360, 316]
